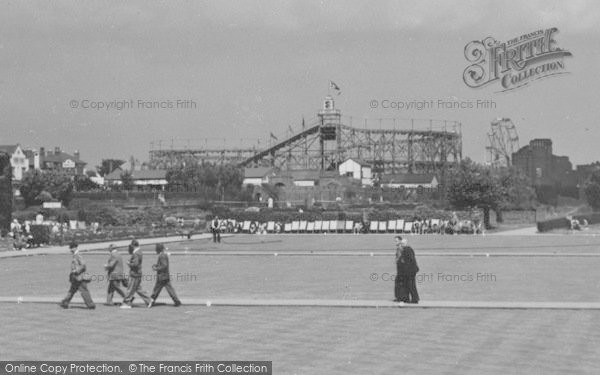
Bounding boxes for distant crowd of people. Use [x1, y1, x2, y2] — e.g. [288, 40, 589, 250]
[567, 216, 588, 231]
[207, 211, 485, 236]
[8, 216, 102, 250]
[9, 218, 36, 250]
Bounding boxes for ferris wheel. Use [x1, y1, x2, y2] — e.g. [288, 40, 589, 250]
[486, 118, 520, 167]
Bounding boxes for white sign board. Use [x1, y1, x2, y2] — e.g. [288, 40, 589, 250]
[42, 202, 62, 209]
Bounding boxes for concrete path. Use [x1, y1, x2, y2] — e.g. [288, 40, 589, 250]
[80, 250, 600, 257]
[490, 226, 538, 235]
[0, 233, 218, 259]
[2, 296, 600, 310]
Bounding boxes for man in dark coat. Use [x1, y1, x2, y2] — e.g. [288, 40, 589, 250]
[104, 244, 128, 305]
[211, 216, 221, 243]
[121, 240, 152, 308]
[149, 243, 181, 307]
[394, 236, 408, 302]
[60, 242, 95, 309]
[399, 237, 420, 304]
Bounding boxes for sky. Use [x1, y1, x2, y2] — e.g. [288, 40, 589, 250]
[1, 0, 599, 169]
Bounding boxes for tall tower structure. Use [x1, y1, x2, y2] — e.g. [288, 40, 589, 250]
[317, 95, 342, 170]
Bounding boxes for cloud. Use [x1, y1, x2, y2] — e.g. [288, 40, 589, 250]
[195, 0, 600, 34]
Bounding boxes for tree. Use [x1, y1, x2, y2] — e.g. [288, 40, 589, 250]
[74, 174, 101, 191]
[35, 190, 54, 202]
[496, 165, 537, 214]
[166, 162, 245, 200]
[19, 169, 74, 207]
[584, 171, 600, 210]
[0, 152, 12, 231]
[96, 159, 125, 177]
[120, 170, 135, 191]
[445, 159, 535, 228]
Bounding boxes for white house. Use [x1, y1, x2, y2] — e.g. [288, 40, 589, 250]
[242, 167, 275, 186]
[380, 173, 439, 189]
[0, 144, 30, 180]
[338, 158, 373, 186]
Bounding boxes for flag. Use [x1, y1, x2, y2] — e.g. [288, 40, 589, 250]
[270, 132, 278, 140]
[302, 117, 305, 130]
[288, 125, 293, 133]
[329, 80, 341, 95]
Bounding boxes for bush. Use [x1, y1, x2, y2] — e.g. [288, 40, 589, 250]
[29, 225, 50, 246]
[12, 209, 38, 223]
[536, 217, 570, 232]
[164, 216, 178, 227]
[538, 212, 600, 232]
[56, 211, 71, 223]
[81, 205, 123, 226]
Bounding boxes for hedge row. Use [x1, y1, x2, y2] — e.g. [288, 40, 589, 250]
[537, 212, 600, 232]
[536, 217, 570, 232]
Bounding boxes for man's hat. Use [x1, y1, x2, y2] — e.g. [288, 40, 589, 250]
[69, 241, 78, 249]
[156, 243, 165, 252]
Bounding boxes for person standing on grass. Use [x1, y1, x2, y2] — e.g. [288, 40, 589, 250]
[104, 244, 128, 306]
[211, 216, 221, 243]
[60, 242, 95, 309]
[149, 243, 181, 308]
[399, 237, 420, 304]
[121, 240, 152, 308]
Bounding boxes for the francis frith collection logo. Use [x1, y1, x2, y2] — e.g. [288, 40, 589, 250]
[463, 28, 572, 92]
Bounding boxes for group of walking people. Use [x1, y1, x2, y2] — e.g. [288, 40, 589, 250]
[60, 239, 181, 309]
[60, 232, 419, 309]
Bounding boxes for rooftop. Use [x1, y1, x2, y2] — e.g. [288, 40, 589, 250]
[42, 151, 86, 165]
[380, 173, 437, 184]
[244, 167, 275, 179]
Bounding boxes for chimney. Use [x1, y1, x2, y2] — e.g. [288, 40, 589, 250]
[55, 147, 61, 155]
[74, 150, 80, 160]
[40, 147, 45, 157]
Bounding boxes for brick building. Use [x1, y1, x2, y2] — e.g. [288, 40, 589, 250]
[512, 139, 574, 185]
[512, 139, 578, 200]
[39, 147, 86, 176]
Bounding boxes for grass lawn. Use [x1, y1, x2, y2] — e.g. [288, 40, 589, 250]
[1, 233, 600, 373]
[0, 304, 599, 374]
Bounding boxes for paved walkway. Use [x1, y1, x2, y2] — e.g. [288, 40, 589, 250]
[3, 232, 599, 259]
[2, 296, 600, 310]
[490, 226, 538, 235]
[0, 233, 218, 259]
[81, 250, 598, 257]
